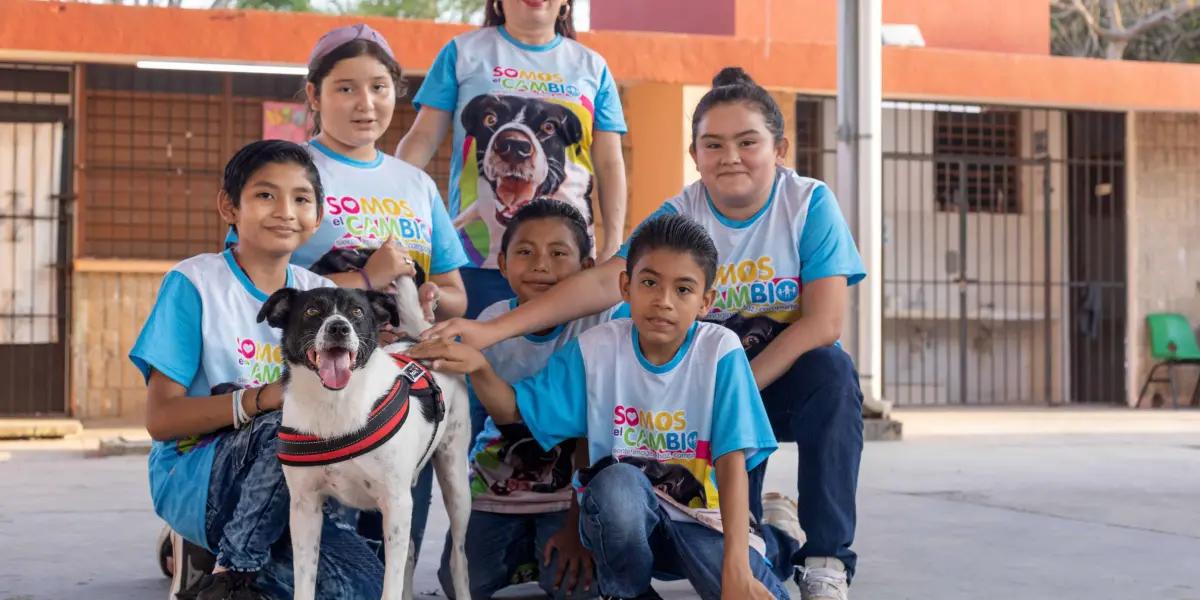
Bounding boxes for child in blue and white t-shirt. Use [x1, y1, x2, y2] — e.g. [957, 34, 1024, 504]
[130, 140, 382, 600]
[437, 198, 619, 599]
[409, 213, 788, 600]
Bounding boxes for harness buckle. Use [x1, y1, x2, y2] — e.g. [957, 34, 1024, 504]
[402, 361, 425, 383]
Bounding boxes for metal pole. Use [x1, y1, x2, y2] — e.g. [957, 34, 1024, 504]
[838, 0, 886, 413]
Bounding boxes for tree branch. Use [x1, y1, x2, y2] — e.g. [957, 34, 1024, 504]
[1061, 0, 1105, 36]
[1113, 0, 1200, 39]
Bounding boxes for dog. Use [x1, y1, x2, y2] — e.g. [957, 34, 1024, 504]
[257, 278, 471, 600]
[456, 94, 594, 255]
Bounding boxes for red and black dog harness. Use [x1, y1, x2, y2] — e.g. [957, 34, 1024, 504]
[277, 354, 444, 467]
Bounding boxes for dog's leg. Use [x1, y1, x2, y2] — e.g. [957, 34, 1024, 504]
[402, 543, 417, 600]
[289, 492, 325, 600]
[433, 444, 472, 600]
[380, 490, 414, 600]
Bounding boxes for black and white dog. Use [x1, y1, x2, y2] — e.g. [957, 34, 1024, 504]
[457, 94, 593, 245]
[257, 278, 471, 600]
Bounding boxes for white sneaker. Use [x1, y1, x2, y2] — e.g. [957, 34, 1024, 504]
[798, 557, 849, 600]
[762, 492, 806, 545]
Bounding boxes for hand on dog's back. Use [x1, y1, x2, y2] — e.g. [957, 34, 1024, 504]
[404, 339, 486, 375]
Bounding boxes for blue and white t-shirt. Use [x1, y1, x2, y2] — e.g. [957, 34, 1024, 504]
[468, 299, 623, 515]
[512, 319, 777, 513]
[618, 167, 866, 354]
[414, 26, 628, 270]
[128, 249, 333, 550]
[226, 141, 469, 279]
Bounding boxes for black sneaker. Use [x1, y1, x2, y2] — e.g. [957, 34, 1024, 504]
[157, 524, 173, 579]
[180, 570, 269, 600]
[600, 587, 664, 600]
[167, 529, 216, 599]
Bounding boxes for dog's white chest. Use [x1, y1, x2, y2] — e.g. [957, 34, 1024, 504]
[283, 443, 416, 512]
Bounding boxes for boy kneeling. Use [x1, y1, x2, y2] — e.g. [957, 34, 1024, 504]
[410, 214, 789, 600]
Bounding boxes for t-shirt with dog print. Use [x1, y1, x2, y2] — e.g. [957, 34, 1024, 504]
[467, 299, 626, 515]
[128, 249, 333, 550]
[617, 167, 867, 357]
[512, 319, 777, 531]
[224, 140, 470, 279]
[413, 26, 628, 270]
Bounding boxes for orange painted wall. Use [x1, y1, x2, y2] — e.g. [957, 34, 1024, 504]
[592, 0, 1050, 55]
[735, 0, 1049, 54]
[2, 0, 1199, 111]
[590, 0, 736, 36]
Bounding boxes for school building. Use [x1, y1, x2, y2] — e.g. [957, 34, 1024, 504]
[0, 0, 1198, 421]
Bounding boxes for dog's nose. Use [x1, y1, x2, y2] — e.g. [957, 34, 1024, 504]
[496, 137, 533, 164]
[326, 320, 352, 339]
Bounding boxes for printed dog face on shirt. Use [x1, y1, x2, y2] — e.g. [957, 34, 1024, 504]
[258, 287, 400, 391]
[460, 94, 589, 227]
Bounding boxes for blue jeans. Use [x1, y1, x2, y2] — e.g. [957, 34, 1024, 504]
[580, 463, 790, 600]
[206, 411, 384, 598]
[436, 509, 598, 600]
[747, 345, 864, 582]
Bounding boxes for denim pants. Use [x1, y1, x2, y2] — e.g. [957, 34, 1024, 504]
[436, 509, 598, 600]
[746, 344, 864, 582]
[580, 462, 790, 600]
[206, 411, 384, 598]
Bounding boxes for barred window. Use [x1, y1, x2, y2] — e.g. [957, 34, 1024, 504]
[934, 110, 1021, 214]
[79, 64, 453, 260]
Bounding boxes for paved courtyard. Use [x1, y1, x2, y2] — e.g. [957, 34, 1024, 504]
[2, 409, 1200, 600]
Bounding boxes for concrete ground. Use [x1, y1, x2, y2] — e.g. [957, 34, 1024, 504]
[2, 408, 1200, 600]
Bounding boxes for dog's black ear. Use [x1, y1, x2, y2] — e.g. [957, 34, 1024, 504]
[560, 110, 585, 146]
[461, 94, 489, 133]
[258, 288, 298, 328]
[364, 290, 401, 328]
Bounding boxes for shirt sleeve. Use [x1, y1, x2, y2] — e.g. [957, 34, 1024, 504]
[128, 271, 203, 388]
[798, 185, 867, 286]
[513, 339, 589, 451]
[611, 303, 631, 320]
[428, 184, 470, 274]
[614, 202, 679, 259]
[413, 40, 459, 113]
[710, 346, 778, 471]
[593, 66, 627, 134]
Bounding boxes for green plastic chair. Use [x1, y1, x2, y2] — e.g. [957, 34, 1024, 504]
[1138, 313, 1200, 409]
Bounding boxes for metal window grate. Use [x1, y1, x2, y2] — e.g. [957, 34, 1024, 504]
[934, 110, 1021, 214]
[794, 99, 823, 180]
[79, 65, 452, 260]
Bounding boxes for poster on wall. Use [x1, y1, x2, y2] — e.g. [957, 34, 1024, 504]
[262, 101, 311, 143]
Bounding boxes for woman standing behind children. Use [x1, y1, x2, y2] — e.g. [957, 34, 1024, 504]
[396, 0, 629, 321]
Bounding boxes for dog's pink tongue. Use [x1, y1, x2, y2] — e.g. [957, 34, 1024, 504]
[318, 350, 352, 390]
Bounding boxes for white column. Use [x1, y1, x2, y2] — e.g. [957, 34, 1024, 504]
[837, 0, 888, 415]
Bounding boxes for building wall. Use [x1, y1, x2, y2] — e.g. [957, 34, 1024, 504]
[810, 100, 1071, 405]
[71, 268, 164, 419]
[1128, 112, 1200, 408]
[593, 0, 1050, 55]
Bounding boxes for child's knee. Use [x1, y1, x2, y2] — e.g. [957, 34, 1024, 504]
[580, 462, 657, 536]
[582, 462, 653, 508]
